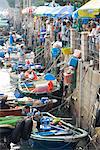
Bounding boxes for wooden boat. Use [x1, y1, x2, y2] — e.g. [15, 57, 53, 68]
[30, 112, 88, 150]
[12, 63, 45, 73]
[18, 77, 61, 99]
[16, 97, 58, 112]
[0, 116, 32, 149]
[0, 108, 22, 117]
[0, 94, 22, 117]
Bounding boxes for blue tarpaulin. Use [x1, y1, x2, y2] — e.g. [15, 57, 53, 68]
[44, 73, 56, 80]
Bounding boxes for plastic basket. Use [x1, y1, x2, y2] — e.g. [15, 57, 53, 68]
[61, 47, 72, 55]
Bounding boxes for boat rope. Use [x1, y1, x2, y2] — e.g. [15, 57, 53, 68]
[48, 93, 73, 113]
[43, 55, 60, 74]
[83, 135, 98, 150]
[47, 93, 63, 100]
[45, 59, 52, 71]
[34, 48, 44, 60]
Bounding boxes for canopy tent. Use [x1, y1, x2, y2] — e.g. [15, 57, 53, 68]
[73, 0, 100, 18]
[0, 21, 9, 27]
[43, 6, 61, 17]
[59, 10, 71, 18]
[22, 6, 36, 15]
[43, 6, 73, 18]
[55, 6, 74, 18]
[34, 6, 51, 16]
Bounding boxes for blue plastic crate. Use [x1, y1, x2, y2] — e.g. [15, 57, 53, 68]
[68, 57, 78, 68]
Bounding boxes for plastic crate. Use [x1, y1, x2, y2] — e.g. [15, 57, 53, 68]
[61, 47, 72, 55]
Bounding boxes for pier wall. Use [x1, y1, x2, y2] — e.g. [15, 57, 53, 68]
[70, 31, 100, 131]
[74, 63, 100, 130]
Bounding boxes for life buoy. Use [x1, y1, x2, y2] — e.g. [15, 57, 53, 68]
[48, 81, 54, 92]
[21, 118, 33, 140]
[11, 120, 25, 144]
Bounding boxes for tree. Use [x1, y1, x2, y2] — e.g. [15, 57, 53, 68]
[7, 0, 15, 7]
[7, 0, 90, 8]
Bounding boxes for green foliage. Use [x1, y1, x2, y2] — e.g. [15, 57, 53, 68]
[7, 0, 15, 7]
[20, 0, 23, 8]
[7, 0, 90, 8]
[33, 0, 45, 6]
[46, 0, 90, 6]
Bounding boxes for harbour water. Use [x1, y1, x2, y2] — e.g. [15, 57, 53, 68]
[0, 69, 72, 150]
[0, 69, 34, 149]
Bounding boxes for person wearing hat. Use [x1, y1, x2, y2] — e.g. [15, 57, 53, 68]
[72, 19, 80, 32]
[32, 108, 43, 130]
[0, 95, 10, 109]
[40, 25, 46, 47]
[54, 19, 61, 42]
[61, 21, 67, 47]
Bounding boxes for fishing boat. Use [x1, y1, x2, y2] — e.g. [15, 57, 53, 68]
[12, 63, 45, 73]
[18, 73, 61, 99]
[0, 108, 22, 117]
[0, 93, 22, 117]
[30, 112, 88, 150]
[0, 116, 33, 149]
[16, 97, 58, 112]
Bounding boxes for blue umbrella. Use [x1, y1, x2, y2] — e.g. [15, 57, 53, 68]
[55, 6, 74, 18]
[44, 73, 56, 80]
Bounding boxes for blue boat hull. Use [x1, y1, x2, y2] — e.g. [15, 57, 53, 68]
[29, 139, 78, 150]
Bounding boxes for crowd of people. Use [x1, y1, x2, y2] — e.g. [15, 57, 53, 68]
[32, 16, 100, 50]
[1, 13, 99, 68]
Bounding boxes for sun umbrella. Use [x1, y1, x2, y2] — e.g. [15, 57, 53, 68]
[43, 7, 55, 17]
[55, 6, 74, 18]
[34, 6, 51, 16]
[73, 0, 100, 18]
